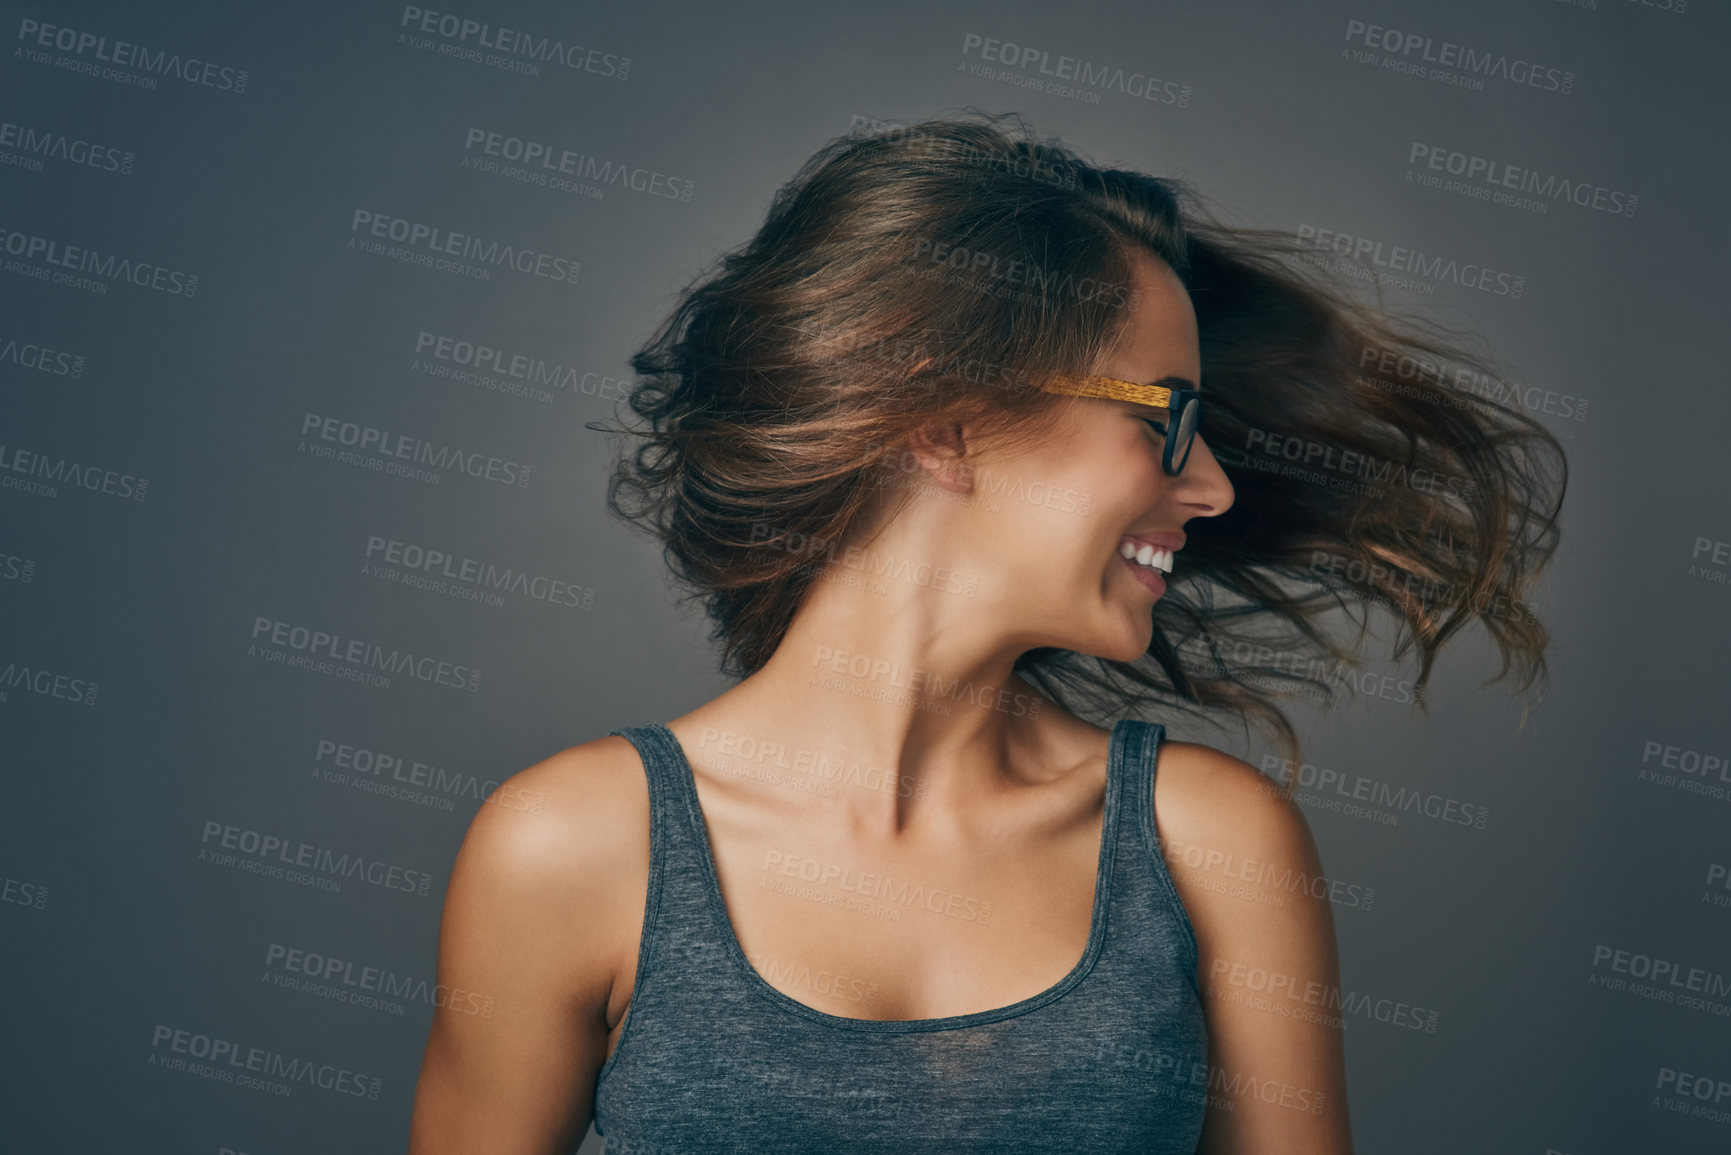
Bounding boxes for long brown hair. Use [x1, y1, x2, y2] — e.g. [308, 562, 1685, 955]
[598, 109, 1567, 764]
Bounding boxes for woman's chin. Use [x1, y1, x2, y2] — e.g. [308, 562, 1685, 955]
[1067, 618, 1156, 665]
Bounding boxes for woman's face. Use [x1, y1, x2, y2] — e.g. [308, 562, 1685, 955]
[941, 248, 1236, 663]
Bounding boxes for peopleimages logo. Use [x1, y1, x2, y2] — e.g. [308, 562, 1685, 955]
[1, 872, 49, 910]
[248, 616, 483, 693]
[746, 523, 980, 599]
[199, 819, 436, 897]
[1343, 19, 1575, 95]
[1636, 736, 1731, 804]
[1406, 142, 1638, 218]
[264, 941, 495, 1018]
[313, 737, 547, 816]
[1164, 836, 1377, 911]
[461, 128, 693, 202]
[870, 440, 1092, 517]
[348, 210, 580, 284]
[696, 726, 932, 802]
[1258, 755, 1490, 830]
[959, 33, 1192, 107]
[0, 331, 86, 378]
[761, 850, 993, 924]
[0, 224, 199, 296]
[0, 440, 149, 502]
[1589, 943, 1731, 1015]
[298, 411, 533, 489]
[1355, 345, 1590, 425]
[907, 237, 1132, 307]
[1690, 538, 1731, 591]
[847, 115, 1078, 190]
[0, 658, 99, 706]
[397, 6, 630, 79]
[148, 1023, 380, 1100]
[1295, 223, 1525, 299]
[409, 329, 635, 407]
[0, 118, 135, 175]
[1206, 959, 1441, 1033]
[1237, 426, 1476, 501]
[363, 534, 594, 611]
[15, 18, 250, 94]
[0, 551, 36, 584]
[810, 644, 1045, 719]
[1655, 1065, 1731, 1125]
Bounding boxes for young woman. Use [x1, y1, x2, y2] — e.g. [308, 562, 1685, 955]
[409, 112, 1564, 1154]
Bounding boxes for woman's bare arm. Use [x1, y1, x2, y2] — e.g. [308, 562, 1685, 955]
[408, 738, 651, 1155]
[1156, 742, 1354, 1154]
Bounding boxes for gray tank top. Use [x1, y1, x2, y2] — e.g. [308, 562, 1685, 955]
[593, 718, 1209, 1153]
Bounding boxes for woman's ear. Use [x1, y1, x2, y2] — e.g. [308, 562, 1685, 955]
[904, 420, 976, 494]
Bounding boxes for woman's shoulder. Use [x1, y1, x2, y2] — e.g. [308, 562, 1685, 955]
[1142, 735, 1336, 966]
[441, 734, 653, 980]
[418, 736, 655, 1141]
[455, 733, 652, 886]
[1147, 734, 1301, 840]
[1039, 713, 1320, 901]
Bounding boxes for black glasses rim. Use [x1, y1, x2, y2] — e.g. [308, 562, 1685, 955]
[1163, 394, 1202, 475]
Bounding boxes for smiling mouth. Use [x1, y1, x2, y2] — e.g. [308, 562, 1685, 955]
[1118, 538, 1174, 574]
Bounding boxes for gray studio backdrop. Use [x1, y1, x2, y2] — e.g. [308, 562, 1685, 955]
[2, 0, 1727, 1152]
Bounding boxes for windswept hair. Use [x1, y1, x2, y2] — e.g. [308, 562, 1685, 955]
[598, 109, 1567, 763]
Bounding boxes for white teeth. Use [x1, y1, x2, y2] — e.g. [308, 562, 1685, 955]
[1121, 540, 1175, 574]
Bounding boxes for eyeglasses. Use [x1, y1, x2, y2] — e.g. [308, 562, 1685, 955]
[1037, 373, 1204, 476]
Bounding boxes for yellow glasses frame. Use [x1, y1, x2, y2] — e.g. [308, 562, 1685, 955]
[1038, 373, 1178, 409]
[1037, 373, 1205, 475]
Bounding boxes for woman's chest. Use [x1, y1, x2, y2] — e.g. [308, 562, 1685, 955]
[712, 825, 1102, 1021]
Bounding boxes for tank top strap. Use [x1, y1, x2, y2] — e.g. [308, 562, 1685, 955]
[606, 722, 736, 984]
[1107, 718, 1202, 967]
